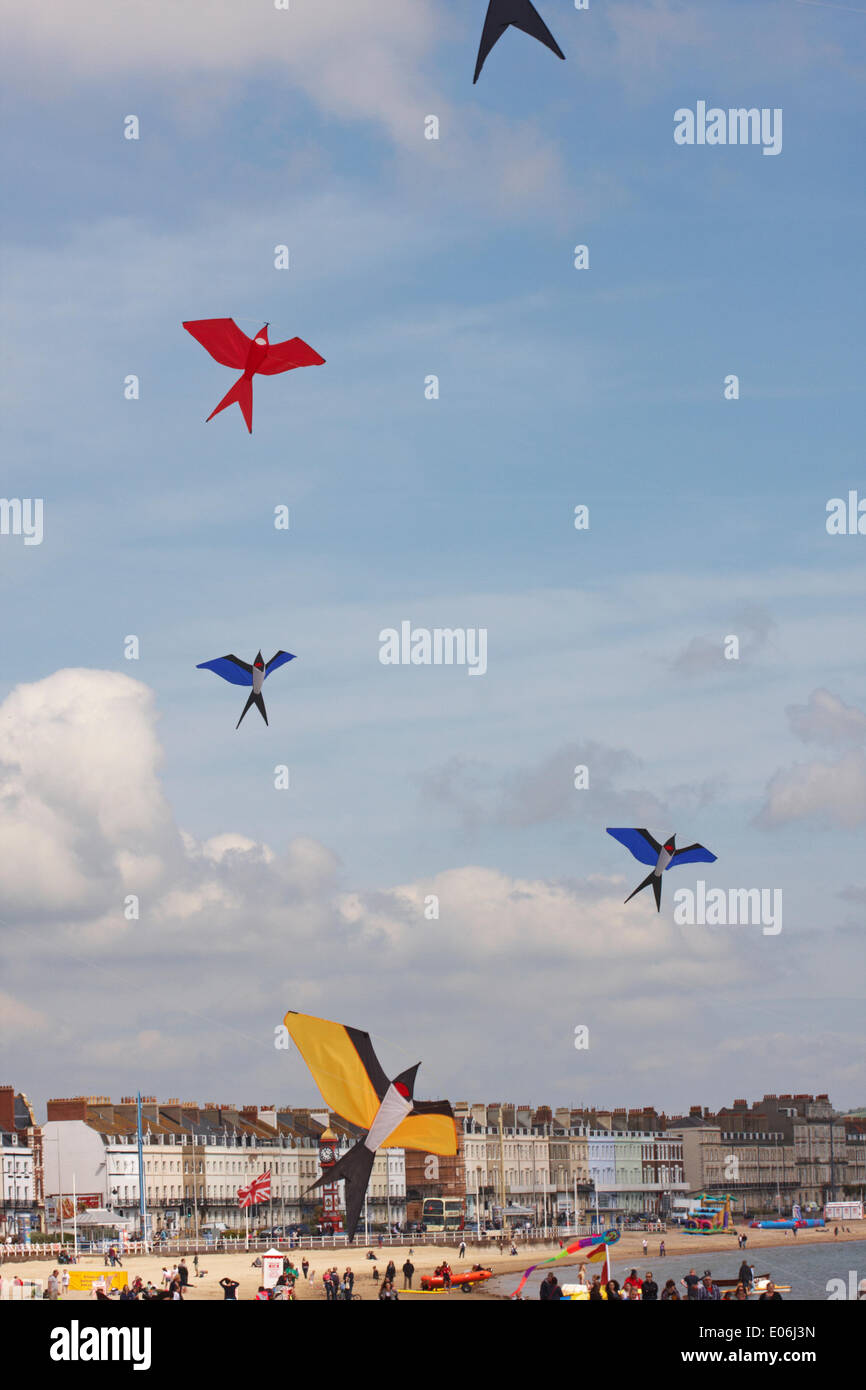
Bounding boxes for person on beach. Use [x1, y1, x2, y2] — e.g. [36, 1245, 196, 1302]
[642, 1272, 658, 1301]
[734, 1284, 747, 1300]
[219, 1276, 239, 1300]
[659, 1240, 665, 1258]
[623, 1269, 642, 1293]
[402, 1257, 415, 1289]
[459, 1240, 466, 1258]
[302, 1258, 309, 1280]
[697, 1274, 720, 1301]
[738, 1259, 752, 1291]
[540, 1273, 563, 1300]
[379, 1279, 399, 1300]
[60, 1267, 70, 1297]
[47, 1270, 59, 1300]
[661, 1279, 678, 1300]
[642, 1239, 648, 1255]
[682, 1268, 700, 1298]
[604, 1279, 622, 1301]
[759, 1282, 782, 1301]
[589, 1276, 603, 1300]
[627, 1284, 641, 1300]
[385, 1259, 396, 1284]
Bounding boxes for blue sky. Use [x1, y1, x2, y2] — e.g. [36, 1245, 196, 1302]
[1, 1, 864, 1115]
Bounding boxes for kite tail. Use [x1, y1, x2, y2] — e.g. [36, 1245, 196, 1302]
[206, 373, 254, 432]
[625, 870, 661, 910]
[510, 1229, 619, 1299]
[307, 1140, 375, 1241]
[236, 691, 267, 729]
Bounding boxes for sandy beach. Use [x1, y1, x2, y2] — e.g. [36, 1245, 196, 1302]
[3, 1222, 863, 1302]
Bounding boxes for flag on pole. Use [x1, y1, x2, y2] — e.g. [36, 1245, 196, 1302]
[237, 1169, 271, 1208]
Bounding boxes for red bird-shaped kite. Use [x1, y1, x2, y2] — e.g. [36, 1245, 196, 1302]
[182, 318, 325, 432]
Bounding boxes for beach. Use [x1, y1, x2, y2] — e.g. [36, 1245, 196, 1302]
[4, 1222, 863, 1302]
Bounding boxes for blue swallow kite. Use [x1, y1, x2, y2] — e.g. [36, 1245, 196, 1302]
[474, 0, 565, 83]
[196, 650, 296, 728]
[606, 828, 717, 912]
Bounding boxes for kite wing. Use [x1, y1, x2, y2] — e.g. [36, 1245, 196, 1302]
[283, 1011, 390, 1129]
[183, 318, 251, 369]
[473, 0, 565, 84]
[606, 827, 661, 866]
[381, 1100, 458, 1155]
[668, 843, 717, 868]
[257, 336, 326, 376]
[196, 655, 254, 687]
[264, 651, 297, 678]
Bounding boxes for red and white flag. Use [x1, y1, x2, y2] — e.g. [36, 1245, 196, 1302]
[237, 1169, 271, 1208]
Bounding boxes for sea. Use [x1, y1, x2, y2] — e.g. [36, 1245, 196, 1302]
[488, 1238, 866, 1301]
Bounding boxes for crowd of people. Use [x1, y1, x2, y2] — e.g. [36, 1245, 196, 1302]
[537, 1263, 783, 1302]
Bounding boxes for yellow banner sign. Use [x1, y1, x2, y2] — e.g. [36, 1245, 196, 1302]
[67, 1270, 128, 1292]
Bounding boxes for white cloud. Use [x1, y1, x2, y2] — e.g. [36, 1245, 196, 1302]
[786, 688, 866, 747]
[0, 669, 172, 911]
[1, 0, 580, 215]
[758, 748, 866, 829]
[5, 1, 441, 141]
[1, 665, 861, 1113]
[756, 691, 866, 828]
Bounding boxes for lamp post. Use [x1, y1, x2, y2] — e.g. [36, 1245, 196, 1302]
[193, 1143, 200, 1249]
[136, 1094, 148, 1245]
[56, 1132, 65, 1246]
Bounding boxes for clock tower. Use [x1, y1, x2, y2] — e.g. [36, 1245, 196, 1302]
[318, 1127, 344, 1232]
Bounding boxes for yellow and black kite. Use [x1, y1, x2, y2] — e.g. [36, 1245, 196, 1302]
[284, 1010, 457, 1238]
